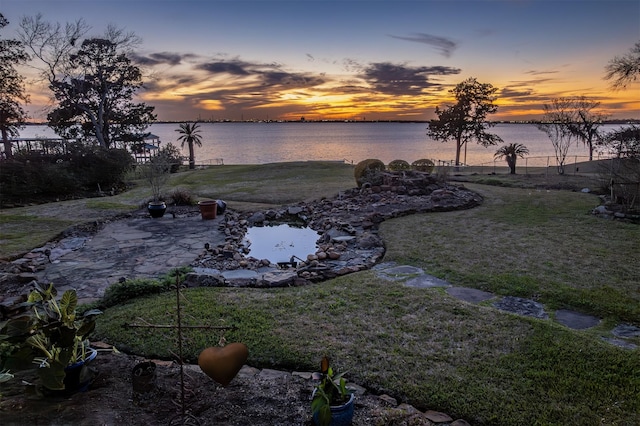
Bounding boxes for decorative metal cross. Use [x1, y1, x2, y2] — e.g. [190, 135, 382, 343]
[125, 276, 237, 425]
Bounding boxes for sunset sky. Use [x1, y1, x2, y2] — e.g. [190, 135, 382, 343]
[2, 0, 639, 122]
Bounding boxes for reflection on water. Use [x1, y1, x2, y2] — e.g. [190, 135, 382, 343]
[244, 224, 319, 263]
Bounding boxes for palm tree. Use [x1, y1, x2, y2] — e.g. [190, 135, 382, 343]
[494, 143, 529, 174]
[176, 122, 203, 169]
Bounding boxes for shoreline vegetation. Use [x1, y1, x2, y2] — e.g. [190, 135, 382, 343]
[18, 118, 640, 125]
[1, 161, 638, 425]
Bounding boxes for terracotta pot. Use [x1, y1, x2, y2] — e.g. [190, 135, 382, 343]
[198, 200, 218, 220]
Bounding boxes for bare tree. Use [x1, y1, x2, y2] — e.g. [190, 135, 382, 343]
[598, 126, 640, 210]
[538, 97, 605, 169]
[600, 42, 640, 209]
[565, 97, 607, 161]
[537, 98, 577, 175]
[605, 41, 640, 90]
[18, 14, 89, 85]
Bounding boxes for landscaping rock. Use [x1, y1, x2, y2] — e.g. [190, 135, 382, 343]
[190, 177, 482, 287]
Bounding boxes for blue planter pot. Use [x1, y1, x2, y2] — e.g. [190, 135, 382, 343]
[312, 392, 355, 426]
[63, 348, 98, 393]
[44, 348, 98, 396]
[147, 201, 167, 218]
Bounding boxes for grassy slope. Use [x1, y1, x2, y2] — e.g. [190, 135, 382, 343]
[98, 274, 639, 425]
[381, 183, 640, 323]
[3, 163, 639, 424]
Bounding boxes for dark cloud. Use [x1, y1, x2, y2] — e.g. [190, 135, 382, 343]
[197, 60, 252, 75]
[195, 58, 325, 90]
[524, 69, 560, 76]
[131, 52, 194, 66]
[388, 33, 458, 57]
[360, 62, 460, 95]
[501, 87, 534, 98]
[260, 71, 324, 88]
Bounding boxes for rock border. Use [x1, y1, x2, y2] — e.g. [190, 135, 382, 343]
[187, 174, 483, 288]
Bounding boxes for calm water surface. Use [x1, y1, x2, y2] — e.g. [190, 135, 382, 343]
[18, 122, 622, 167]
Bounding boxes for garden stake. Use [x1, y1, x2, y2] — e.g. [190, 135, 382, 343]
[125, 275, 237, 426]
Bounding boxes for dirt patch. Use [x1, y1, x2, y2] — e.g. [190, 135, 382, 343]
[0, 347, 435, 426]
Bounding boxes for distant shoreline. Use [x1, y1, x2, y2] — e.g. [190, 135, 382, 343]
[19, 119, 640, 126]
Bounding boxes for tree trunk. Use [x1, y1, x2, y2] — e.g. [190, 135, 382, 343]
[507, 155, 516, 174]
[189, 142, 195, 169]
[1, 129, 13, 159]
[455, 136, 463, 166]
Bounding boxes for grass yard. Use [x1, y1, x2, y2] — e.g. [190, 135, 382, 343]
[96, 273, 639, 425]
[2, 162, 639, 424]
[380, 183, 640, 324]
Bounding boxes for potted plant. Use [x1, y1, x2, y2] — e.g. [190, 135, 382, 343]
[144, 155, 169, 218]
[311, 356, 355, 426]
[0, 283, 103, 393]
[144, 143, 185, 217]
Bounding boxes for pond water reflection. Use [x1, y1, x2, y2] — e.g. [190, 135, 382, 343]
[244, 224, 319, 263]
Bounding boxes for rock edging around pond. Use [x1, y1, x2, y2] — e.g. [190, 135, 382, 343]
[186, 178, 482, 288]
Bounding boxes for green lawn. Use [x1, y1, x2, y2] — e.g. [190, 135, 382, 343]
[2, 162, 638, 424]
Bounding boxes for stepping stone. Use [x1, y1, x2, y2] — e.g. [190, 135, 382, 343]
[555, 309, 600, 330]
[424, 410, 453, 423]
[383, 265, 425, 275]
[375, 264, 425, 281]
[601, 337, 638, 350]
[446, 287, 495, 303]
[404, 274, 450, 288]
[612, 324, 640, 339]
[493, 296, 548, 319]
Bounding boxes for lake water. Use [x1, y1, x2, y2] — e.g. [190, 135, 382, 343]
[17, 122, 623, 167]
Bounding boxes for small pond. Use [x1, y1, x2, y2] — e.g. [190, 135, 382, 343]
[243, 224, 320, 264]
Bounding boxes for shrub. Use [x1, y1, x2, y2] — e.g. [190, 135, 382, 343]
[101, 278, 170, 308]
[388, 159, 411, 171]
[354, 159, 385, 187]
[71, 147, 135, 190]
[169, 187, 195, 205]
[0, 145, 134, 204]
[411, 159, 435, 173]
[156, 143, 184, 173]
[99, 267, 191, 308]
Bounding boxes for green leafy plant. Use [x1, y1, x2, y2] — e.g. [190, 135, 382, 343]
[311, 356, 353, 426]
[0, 283, 103, 390]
